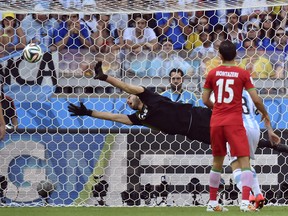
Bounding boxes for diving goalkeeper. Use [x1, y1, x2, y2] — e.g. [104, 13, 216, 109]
[68, 62, 282, 150]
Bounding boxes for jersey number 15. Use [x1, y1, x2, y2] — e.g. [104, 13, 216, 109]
[216, 78, 235, 103]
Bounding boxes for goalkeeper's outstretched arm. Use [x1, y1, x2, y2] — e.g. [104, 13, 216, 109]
[91, 111, 133, 125]
[94, 61, 144, 95]
[68, 102, 133, 125]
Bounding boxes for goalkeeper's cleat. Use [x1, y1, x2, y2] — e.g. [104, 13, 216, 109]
[255, 194, 265, 209]
[206, 204, 228, 212]
[249, 194, 255, 203]
[240, 202, 258, 212]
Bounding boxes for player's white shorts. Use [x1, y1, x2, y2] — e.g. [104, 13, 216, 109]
[227, 126, 260, 164]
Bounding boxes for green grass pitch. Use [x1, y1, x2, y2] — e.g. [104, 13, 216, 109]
[0, 206, 288, 216]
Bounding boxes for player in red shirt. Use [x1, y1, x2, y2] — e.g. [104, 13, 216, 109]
[202, 40, 272, 212]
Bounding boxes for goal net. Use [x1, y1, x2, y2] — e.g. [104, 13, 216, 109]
[0, 0, 287, 207]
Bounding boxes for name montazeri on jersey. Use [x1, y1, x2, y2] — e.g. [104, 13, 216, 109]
[216, 71, 239, 77]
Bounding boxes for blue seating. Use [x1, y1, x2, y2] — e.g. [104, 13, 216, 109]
[15, 101, 55, 129]
[49, 97, 115, 129]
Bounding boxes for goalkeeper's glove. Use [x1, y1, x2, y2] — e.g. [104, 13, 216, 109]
[68, 102, 93, 116]
[94, 61, 108, 81]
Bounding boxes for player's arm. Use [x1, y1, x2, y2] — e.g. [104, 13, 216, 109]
[94, 61, 144, 95]
[248, 89, 280, 145]
[202, 88, 214, 109]
[68, 102, 133, 125]
[247, 89, 269, 124]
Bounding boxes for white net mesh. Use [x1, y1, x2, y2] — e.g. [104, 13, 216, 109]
[0, 0, 287, 207]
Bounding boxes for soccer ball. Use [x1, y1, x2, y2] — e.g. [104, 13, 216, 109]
[36, 180, 55, 198]
[22, 43, 43, 63]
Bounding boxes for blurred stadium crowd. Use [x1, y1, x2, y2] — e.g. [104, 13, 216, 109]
[0, 0, 287, 95]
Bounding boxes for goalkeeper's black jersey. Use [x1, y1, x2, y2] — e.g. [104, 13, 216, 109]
[127, 88, 212, 144]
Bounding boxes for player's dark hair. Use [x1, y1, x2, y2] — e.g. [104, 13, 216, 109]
[169, 68, 184, 77]
[219, 40, 237, 61]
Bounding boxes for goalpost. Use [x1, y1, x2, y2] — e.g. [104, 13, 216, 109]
[0, 0, 287, 207]
[0, 0, 287, 13]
